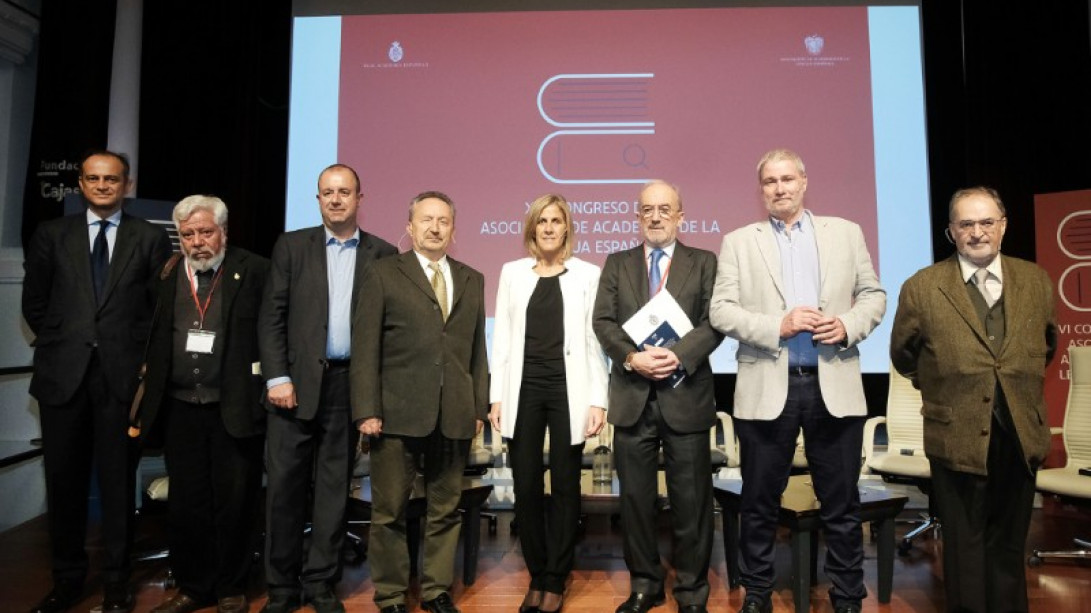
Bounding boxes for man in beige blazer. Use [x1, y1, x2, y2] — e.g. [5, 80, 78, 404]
[351, 192, 489, 613]
[890, 187, 1056, 613]
[710, 149, 885, 613]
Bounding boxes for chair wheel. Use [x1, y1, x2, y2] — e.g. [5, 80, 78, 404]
[897, 540, 912, 556]
[1027, 555, 1043, 568]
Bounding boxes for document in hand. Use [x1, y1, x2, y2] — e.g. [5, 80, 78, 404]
[622, 290, 694, 388]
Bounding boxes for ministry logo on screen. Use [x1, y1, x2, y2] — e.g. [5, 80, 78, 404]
[361, 41, 429, 69]
[780, 33, 848, 68]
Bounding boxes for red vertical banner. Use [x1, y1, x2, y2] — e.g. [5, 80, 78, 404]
[1034, 190, 1091, 449]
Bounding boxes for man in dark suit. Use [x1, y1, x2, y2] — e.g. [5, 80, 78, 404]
[891, 187, 1057, 613]
[351, 191, 489, 613]
[258, 164, 396, 613]
[592, 181, 724, 613]
[22, 150, 171, 613]
[137, 195, 269, 613]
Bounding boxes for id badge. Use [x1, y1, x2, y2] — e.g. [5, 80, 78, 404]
[186, 329, 216, 354]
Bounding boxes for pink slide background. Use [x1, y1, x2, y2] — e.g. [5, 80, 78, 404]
[337, 7, 876, 311]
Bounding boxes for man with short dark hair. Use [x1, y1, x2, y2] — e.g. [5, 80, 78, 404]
[259, 164, 396, 613]
[23, 149, 171, 613]
[891, 186, 1057, 612]
[137, 195, 269, 613]
[352, 191, 489, 613]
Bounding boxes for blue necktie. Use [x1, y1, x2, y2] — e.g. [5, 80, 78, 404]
[648, 248, 664, 298]
[91, 220, 109, 304]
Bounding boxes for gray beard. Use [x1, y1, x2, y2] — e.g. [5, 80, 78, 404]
[187, 249, 226, 272]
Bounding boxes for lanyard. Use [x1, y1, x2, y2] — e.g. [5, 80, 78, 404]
[185, 265, 224, 329]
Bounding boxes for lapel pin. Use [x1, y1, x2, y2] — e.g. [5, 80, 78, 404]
[234, 273, 241, 280]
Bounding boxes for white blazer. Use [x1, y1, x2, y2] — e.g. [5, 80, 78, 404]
[709, 215, 886, 420]
[489, 256, 609, 443]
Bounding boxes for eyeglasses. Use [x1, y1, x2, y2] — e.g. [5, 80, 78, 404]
[639, 205, 676, 219]
[951, 217, 1005, 233]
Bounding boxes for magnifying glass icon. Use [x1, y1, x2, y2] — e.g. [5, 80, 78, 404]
[623, 144, 649, 170]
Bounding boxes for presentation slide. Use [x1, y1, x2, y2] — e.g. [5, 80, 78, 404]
[286, 4, 932, 373]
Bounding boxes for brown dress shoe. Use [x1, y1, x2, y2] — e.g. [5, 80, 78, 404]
[218, 594, 249, 613]
[151, 593, 204, 613]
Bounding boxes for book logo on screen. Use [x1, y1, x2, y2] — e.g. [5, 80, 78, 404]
[780, 33, 849, 67]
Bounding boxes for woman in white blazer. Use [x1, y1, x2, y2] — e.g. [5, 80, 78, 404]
[489, 194, 609, 613]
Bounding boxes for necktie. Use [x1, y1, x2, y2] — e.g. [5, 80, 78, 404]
[91, 220, 109, 304]
[648, 248, 664, 298]
[974, 268, 996, 308]
[196, 269, 213, 301]
[429, 262, 449, 321]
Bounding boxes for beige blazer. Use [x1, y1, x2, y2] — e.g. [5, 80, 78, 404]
[489, 257, 609, 443]
[710, 214, 886, 420]
[890, 254, 1057, 475]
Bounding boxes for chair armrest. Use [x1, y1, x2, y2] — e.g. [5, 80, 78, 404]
[716, 411, 740, 468]
[862, 416, 887, 472]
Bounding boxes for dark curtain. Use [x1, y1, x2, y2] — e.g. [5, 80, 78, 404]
[21, 0, 118, 245]
[137, 1, 290, 256]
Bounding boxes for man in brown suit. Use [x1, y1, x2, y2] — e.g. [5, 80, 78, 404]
[890, 187, 1057, 613]
[351, 191, 489, 613]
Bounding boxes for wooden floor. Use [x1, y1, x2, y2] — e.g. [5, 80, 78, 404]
[2, 502, 1090, 613]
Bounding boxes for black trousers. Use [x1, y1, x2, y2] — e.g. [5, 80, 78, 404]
[164, 398, 263, 601]
[264, 366, 354, 596]
[39, 354, 136, 586]
[735, 372, 866, 607]
[613, 396, 713, 607]
[508, 378, 582, 594]
[929, 415, 1036, 613]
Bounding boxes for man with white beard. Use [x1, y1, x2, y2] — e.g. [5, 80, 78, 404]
[137, 195, 270, 613]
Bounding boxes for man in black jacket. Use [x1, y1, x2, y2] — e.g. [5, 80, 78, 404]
[22, 150, 171, 613]
[138, 195, 269, 613]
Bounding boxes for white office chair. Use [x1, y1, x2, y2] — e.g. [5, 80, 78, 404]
[1029, 345, 1091, 566]
[863, 364, 935, 555]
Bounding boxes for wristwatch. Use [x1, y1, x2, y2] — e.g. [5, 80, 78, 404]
[622, 351, 636, 372]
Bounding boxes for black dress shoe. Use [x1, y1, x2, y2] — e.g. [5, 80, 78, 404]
[151, 593, 204, 613]
[538, 591, 563, 613]
[834, 604, 862, 613]
[421, 592, 461, 613]
[678, 606, 708, 613]
[307, 589, 345, 613]
[261, 590, 302, 613]
[30, 582, 81, 613]
[738, 598, 772, 613]
[101, 582, 134, 613]
[615, 591, 665, 613]
[378, 605, 408, 613]
[218, 595, 249, 613]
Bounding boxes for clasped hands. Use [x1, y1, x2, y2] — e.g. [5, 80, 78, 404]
[780, 306, 846, 345]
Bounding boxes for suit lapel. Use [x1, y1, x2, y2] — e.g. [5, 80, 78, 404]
[219, 249, 243, 317]
[310, 228, 331, 318]
[753, 222, 785, 302]
[63, 215, 97, 306]
[936, 257, 993, 350]
[101, 213, 139, 309]
[813, 216, 834, 307]
[449, 258, 470, 314]
[625, 245, 648, 306]
[997, 255, 1023, 357]
[665, 242, 695, 298]
[397, 251, 438, 307]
